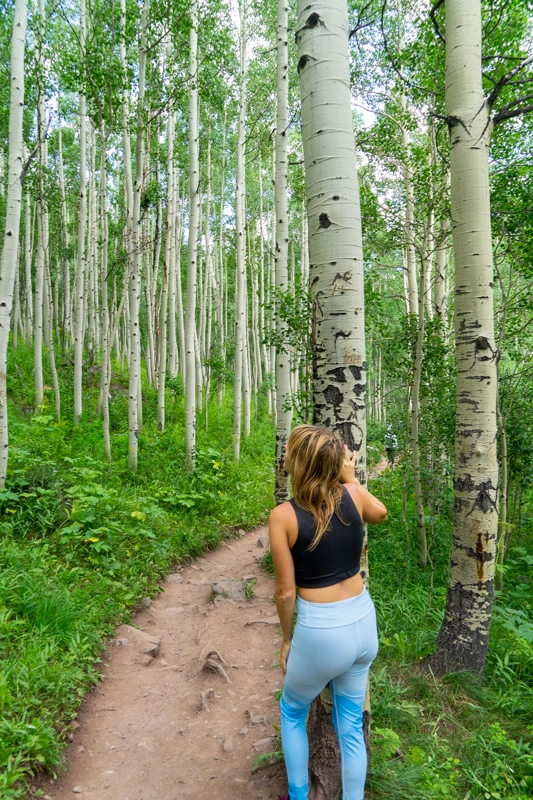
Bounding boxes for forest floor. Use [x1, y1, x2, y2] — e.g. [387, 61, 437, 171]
[35, 526, 287, 800]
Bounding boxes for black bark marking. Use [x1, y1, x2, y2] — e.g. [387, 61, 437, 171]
[330, 261, 337, 266]
[332, 271, 351, 284]
[349, 365, 363, 381]
[325, 367, 346, 383]
[454, 474, 476, 492]
[319, 213, 332, 228]
[332, 195, 339, 200]
[334, 330, 351, 345]
[297, 54, 312, 73]
[475, 336, 490, 351]
[430, 580, 494, 674]
[323, 384, 343, 407]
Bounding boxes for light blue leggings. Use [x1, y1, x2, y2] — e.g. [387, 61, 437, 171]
[280, 588, 378, 800]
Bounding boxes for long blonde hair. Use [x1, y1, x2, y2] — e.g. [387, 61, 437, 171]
[287, 425, 345, 550]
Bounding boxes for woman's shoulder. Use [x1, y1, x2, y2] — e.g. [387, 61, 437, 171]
[269, 499, 295, 522]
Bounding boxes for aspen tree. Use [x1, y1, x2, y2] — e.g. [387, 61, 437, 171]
[232, 0, 248, 459]
[274, 0, 292, 504]
[57, 115, 71, 350]
[185, 0, 200, 461]
[432, 0, 498, 674]
[0, 0, 28, 488]
[34, 0, 47, 412]
[296, 1, 368, 793]
[157, 101, 174, 432]
[127, 0, 150, 469]
[24, 182, 33, 340]
[74, 0, 87, 425]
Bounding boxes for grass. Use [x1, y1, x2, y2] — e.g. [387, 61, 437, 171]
[0, 344, 275, 798]
[366, 465, 533, 800]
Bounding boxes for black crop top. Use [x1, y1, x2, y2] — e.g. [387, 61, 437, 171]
[289, 485, 364, 589]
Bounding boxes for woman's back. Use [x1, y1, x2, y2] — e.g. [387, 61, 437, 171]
[289, 486, 364, 589]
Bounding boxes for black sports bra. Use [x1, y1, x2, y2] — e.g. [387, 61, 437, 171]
[289, 485, 364, 589]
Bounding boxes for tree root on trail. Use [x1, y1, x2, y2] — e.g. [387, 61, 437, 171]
[244, 617, 279, 626]
[200, 688, 215, 711]
[201, 650, 231, 683]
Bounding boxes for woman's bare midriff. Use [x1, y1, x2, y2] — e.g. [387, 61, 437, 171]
[298, 571, 364, 603]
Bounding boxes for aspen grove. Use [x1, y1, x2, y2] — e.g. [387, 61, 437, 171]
[1, 0, 533, 798]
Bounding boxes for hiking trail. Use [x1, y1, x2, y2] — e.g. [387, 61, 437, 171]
[37, 526, 286, 800]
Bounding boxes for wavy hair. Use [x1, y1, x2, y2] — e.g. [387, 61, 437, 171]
[287, 425, 345, 550]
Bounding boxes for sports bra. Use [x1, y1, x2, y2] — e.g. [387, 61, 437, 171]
[289, 485, 364, 589]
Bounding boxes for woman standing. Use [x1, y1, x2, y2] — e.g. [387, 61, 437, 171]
[269, 425, 387, 800]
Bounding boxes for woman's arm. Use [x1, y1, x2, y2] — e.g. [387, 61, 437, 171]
[340, 446, 388, 524]
[268, 503, 297, 673]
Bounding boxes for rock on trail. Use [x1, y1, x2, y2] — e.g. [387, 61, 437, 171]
[40, 526, 286, 800]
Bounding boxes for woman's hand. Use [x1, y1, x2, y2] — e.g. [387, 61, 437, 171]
[339, 445, 359, 485]
[280, 639, 292, 674]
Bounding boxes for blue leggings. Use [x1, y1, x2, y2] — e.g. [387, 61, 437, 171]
[280, 589, 378, 800]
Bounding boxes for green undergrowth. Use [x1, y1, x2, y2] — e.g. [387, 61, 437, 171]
[0, 345, 275, 798]
[260, 465, 533, 798]
[366, 466, 533, 799]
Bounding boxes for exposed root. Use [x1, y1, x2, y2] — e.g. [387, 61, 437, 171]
[200, 688, 214, 711]
[201, 651, 231, 683]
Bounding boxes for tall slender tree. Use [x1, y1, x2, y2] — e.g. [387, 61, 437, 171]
[296, 1, 368, 795]
[431, 0, 498, 673]
[0, 0, 28, 488]
[274, 0, 292, 504]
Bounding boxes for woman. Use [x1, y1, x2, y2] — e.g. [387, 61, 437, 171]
[269, 425, 387, 800]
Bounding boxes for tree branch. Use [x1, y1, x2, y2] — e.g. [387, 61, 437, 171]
[487, 54, 533, 108]
[494, 103, 533, 125]
[429, 0, 445, 44]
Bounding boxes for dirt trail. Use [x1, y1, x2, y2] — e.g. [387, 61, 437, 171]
[39, 526, 286, 800]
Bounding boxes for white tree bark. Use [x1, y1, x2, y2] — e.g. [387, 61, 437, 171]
[73, 0, 87, 424]
[0, 0, 28, 487]
[232, 0, 248, 459]
[127, 0, 150, 469]
[24, 184, 33, 340]
[157, 101, 174, 431]
[297, 0, 367, 466]
[274, 0, 292, 504]
[185, 0, 200, 461]
[433, 0, 498, 675]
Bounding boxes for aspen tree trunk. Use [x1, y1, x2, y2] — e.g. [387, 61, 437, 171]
[297, 2, 368, 795]
[270, 148, 277, 426]
[217, 109, 227, 406]
[274, 0, 292, 503]
[58, 117, 71, 351]
[185, 0, 200, 461]
[167, 151, 179, 378]
[24, 186, 33, 340]
[34, 0, 47, 412]
[157, 103, 174, 431]
[127, 0, 150, 469]
[98, 123, 112, 460]
[411, 250, 428, 567]
[44, 261, 60, 419]
[0, 0, 28, 488]
[13, 267, 20, 349]
[74, 0, 87, 424]
[232, 0, 248, 459]
[434, 171, 451, 326]
[175, 183, 186, 383]
[432, 0, 498, 674]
